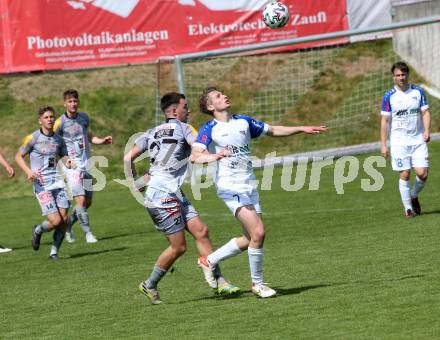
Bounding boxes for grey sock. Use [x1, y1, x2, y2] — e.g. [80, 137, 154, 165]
[35, 221, 50, 234]
[66, 210, 78, 232]
[52, 228, 65, 251]
[75, 206, 91, 234]
[145, 265, 167, 289]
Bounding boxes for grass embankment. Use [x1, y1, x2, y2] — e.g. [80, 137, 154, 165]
[1, 39, 439, 198]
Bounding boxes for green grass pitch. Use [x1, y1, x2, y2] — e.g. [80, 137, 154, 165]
[1, 143, 440, 339]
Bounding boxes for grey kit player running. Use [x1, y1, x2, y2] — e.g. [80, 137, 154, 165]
[124, 92, 239, 305]
[15, 106, 74, 260]
[54, 89, 112, 243]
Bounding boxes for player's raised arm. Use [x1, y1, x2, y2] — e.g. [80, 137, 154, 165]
[123, 143, 150, 191]
[123, 144, 143, 178]
[0, 151, 14, 177]
[89, 131, 113, 145]
[190, 145, 228, 164]
[267, 125, 327, 137]
[380, 115, 390, 158]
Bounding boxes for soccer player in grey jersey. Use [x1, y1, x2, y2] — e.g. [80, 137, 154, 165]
[54, 89, 112, 243]
[15, 106, 75, 260]
[0, 149, 15, 253]
[124, 92, 239, 304]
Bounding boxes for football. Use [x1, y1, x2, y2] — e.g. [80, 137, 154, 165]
[262, 1, 290, 29]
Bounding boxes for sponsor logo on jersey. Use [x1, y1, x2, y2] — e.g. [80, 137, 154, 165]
[395, 108, 419, 117]
[154, 128, 174, 139]
[228, 144, 250, 155]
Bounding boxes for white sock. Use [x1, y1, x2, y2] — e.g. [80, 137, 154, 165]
[399, 179, 412, 211]
[207, 238, 242, 266]
[50, 245, 57, 256]
[411, 176, 426, 198]
[248, 247, 264, 285]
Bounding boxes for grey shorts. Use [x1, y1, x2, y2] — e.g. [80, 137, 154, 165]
[144, 188, 198, 235]
[34, 186, 69, 216]
[64, 168, 93, 198]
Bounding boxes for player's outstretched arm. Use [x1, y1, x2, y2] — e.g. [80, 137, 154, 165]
[380, 116, 390, 158]
[123, 145, 148, 191]
[267, 125, 327, 137]
[190, 145, 228, 164]
[15, 151, 36, 181]
[89, 131, 113, 145]
[0, 151, 14, 177]
[422, 109, 431, 143]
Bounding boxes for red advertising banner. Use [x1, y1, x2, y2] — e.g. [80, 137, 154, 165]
[0, 0, 348, 73]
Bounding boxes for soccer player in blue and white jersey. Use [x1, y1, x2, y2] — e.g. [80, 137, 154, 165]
[192, 87, 327, 298]
[54, 89, 113, 243]
[380, 62, 431, 217]
[15, 106, 75, 260]
[124, 92, 239, 305]
[0, 149, 15, 253]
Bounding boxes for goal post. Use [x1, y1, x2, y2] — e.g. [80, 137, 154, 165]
[156, 16, 440, 156]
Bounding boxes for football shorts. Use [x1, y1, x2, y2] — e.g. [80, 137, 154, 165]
[144, 188, 198, 235]
[34, 187, 69, 216]
[390, 143, 429, 171]
[217, 185, 262, 216]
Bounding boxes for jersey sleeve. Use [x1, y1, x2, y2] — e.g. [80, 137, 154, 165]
[381, 92, 392, 116]
[134, 131, 149, 153]
[184, 124, 198, 145]
[236, 114, 268, 138]
[419, 88, 429, 111]
[193, 122, 213, 150]
[19, 133, 35, 155]
[82, 112, 90, 128]
[53, 117, 63, 135]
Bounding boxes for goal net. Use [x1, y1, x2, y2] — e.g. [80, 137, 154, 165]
[156, 21, 440, 158]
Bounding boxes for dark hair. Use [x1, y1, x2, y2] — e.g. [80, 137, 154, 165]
[199, 87, 218, 115]
[63, 89, 79, 100]
[38, 105, 55, 116]
[160, 92, 185, 112]
[391, 61, 409, 75]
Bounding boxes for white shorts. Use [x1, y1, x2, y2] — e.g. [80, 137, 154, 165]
[217, 186, 261, 216]
[390, 143, 429, 171]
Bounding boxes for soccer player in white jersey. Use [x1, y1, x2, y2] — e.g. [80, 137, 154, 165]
[54, 89, 113, 243]
[191, 87, 327, 298]
[15, 106, 75, 260]
[124, 92, 239, 305]
[0, 149, 15, 253]
[380, 62, 431, 218]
